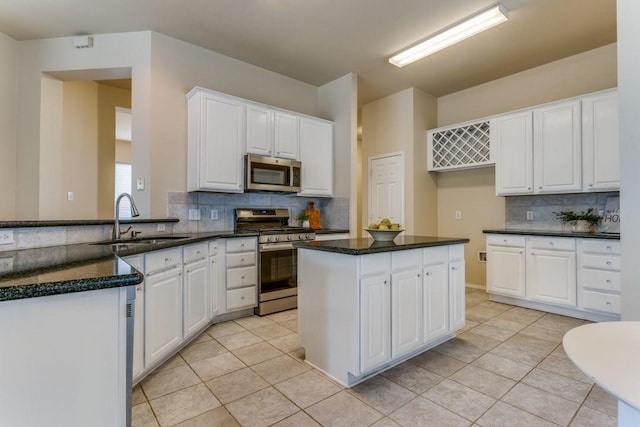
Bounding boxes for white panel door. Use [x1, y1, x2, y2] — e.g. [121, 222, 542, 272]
[274, 111, 299, 159]
[423, 262, 449, 342]
[369, 153, 404, 225]
[492, 111, 534, 195]
[246, 103, 273, 156]
[183, 258, 209, 340]
[527, 249, 577, 307]
[533, 100, 582, 193]
[360, 274, 391, 373]
[582, 90, 619, 191]
[123, 255, 145, 381]
[299, 117, 333, 196]
[449, 260, 466, 331]
[486, 245, 526, 298]
[391, 269, 423, 358]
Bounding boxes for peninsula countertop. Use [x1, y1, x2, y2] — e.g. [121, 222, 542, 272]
[0, 230, 258, 302]
[293, 235, 470, 255]
[483, 229, 620, 240]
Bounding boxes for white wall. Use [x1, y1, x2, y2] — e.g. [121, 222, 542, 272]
[147, 32, 320, 216]
[618, 0, 640, 320]
[0, 33, 17, 219]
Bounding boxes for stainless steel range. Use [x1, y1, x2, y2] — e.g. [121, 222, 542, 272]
[235, 208, 315, 316]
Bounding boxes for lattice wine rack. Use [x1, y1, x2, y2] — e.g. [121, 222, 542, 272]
[427, 120, 493, 171]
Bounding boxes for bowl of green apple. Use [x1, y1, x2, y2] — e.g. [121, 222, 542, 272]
[364, 219, 404, 241]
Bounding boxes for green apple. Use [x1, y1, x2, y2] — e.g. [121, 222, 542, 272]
[368, 223, 379, 229]
[378, 224, 390, 230]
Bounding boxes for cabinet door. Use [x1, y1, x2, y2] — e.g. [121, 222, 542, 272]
[527, 249, 577, 307]
[423, 263, 449, 342]
[449, 261, 466, 331]
[210, 255, 219, 318]
[198, 93, 245, 192]
[299, 117, 333, 197]
[492, 111, 534, 195]
[533, 100, 582, 193]
[486, 245, 526, 298]
[183, 259, 209, 340]
[144, 267, 183, 367]
[360, 274, 391, 373]
[274, 111, 299, 159]
[582, 90, 619, 191]
[391, 269, 423, 358]
[246, 103, 273, 157]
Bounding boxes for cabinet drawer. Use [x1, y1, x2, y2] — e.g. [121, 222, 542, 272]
[582, 289, 620, 315]
[183, 242, 208, 264]
[449, 244, 464, 261]
[360, 253, 390, 277]
[392, 249, 421, 272]
[582, 239, 620, 255]
[209, 240, 219, 256]
[423, 246, 449, 266]
[486, 235, 525, 247]
[582, 253, 620, 271]
[227, 286, 257, 310]
[581, 269, 620, 292]
[226, 237, 257, 253]
[146, 248, 182, 275]
[227, 266, 257, 289]
[226, 252, 257, 268]
[528, 236, 575, 251]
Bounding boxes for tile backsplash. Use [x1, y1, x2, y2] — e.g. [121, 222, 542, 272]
[168, 192, 350, 233]
[505, 192, 619, 231]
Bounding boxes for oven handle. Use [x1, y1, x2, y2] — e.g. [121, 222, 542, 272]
[260, 242, 296, 252]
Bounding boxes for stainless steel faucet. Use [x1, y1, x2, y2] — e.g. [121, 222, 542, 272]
[113, 193, 141, 240]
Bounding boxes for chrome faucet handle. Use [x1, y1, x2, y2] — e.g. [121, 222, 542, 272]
[130, 230, 142, 238]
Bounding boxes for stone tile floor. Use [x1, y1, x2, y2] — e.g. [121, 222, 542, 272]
[132, 288, 618, 426]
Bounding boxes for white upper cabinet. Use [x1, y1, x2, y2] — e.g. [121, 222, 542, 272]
[246, 104, 300, 160]
[246, 103, 273, 157]
[533, 99, 582, 193]
[299, 117, 334, 197]
[582, 89, 619, 191]
[274, 111, 300, 159]
[188, 89, 245, 193]
[493, 111, 534, 195]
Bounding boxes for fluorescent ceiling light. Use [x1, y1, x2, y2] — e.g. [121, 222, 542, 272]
[389, 4, 508, 68]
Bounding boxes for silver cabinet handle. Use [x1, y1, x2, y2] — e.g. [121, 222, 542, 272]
[417, 274, 421, 278]
[606, 261, 612, 266]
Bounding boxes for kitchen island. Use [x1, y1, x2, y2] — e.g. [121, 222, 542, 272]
[294, 235, 469, 387]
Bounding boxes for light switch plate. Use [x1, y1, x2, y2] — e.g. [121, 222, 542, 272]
[526, 211, 534, 221]
[211, 209, 218, 220]
[188, 209, 201, 221]
[0, 256, 13, 273]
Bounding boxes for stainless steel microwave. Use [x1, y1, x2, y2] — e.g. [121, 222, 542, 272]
[245, 154, 301, 193]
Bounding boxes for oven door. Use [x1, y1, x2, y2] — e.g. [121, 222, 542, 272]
[259, 243, 297, 302]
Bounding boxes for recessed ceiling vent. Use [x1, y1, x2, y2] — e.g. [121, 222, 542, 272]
[73, 36, 94, 49]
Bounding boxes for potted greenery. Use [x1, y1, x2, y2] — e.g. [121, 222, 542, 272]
[296, 212, 310, 228]
[554, 208, 602, 233]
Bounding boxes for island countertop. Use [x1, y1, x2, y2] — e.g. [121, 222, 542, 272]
[293, 235, 470, 255]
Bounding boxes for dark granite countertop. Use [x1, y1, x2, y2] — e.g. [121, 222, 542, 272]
[313, 229, 350, 235]
[0, 217, 179, 228]
[483, 229, 620, 240]
[0, 230, 258, 302]
[294, 235, 469, 255]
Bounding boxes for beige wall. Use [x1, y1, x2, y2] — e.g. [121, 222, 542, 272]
[147, 32, 320, 216]
[436, 43, 618, 287]
[0, 34, 17, 219]
[361, 88, 438, 235]
[97, 83, 131, 218]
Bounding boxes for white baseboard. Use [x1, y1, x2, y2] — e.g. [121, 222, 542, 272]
[465, 282, 486, 291]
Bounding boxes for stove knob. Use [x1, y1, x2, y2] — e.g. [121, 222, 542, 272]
[274, 235, 281, 242]
[287, 234, 294, 241]
[267, 236, 274, 242]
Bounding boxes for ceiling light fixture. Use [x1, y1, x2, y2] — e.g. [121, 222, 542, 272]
[389, 4, 508, 68]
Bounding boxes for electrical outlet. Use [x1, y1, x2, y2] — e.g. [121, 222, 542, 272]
[455, 211, 462, 220]
[136, 178, 145, 190]
[211, 209, 218, 220]
[67, 191, 74, 201]
[157, 224, 166, 232]
[188, 209, 201, 221]
[526, 211, 534, 221]
[0, 257, 13, 273]
[0, 230, 14, 245]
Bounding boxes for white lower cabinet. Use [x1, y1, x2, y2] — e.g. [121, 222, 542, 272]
[486, 233, 620, 321]
[144, 248, 183, 368]
[359, 272, 392, 373]
[359, 246, 465, 374]
[183, 243, 210, 340]
[209, 240, 220, 317]
[223, 237, 258, 312]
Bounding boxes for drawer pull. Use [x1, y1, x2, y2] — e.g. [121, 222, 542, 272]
[451, 266, 457, 271]
[426, 272, 431, 276]
[503, 239, 507, 243]
[606, 246, 612, 251]
[417, 274, 421, 278]
[606, 301, 611, 306]
[606, 279, 611, 284]
[606, 261, 612, 266]
[548, 242, 554, 246]
[165, 257, 169, 262]
[241, 296, 245, 300]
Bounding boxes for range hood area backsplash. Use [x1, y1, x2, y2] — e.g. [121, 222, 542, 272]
[505, 191, 619, 232]
[168, 192, 349, 233]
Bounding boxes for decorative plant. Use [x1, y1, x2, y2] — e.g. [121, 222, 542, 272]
[296, 212, 309, 221]
[554, 208, 602, 226]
